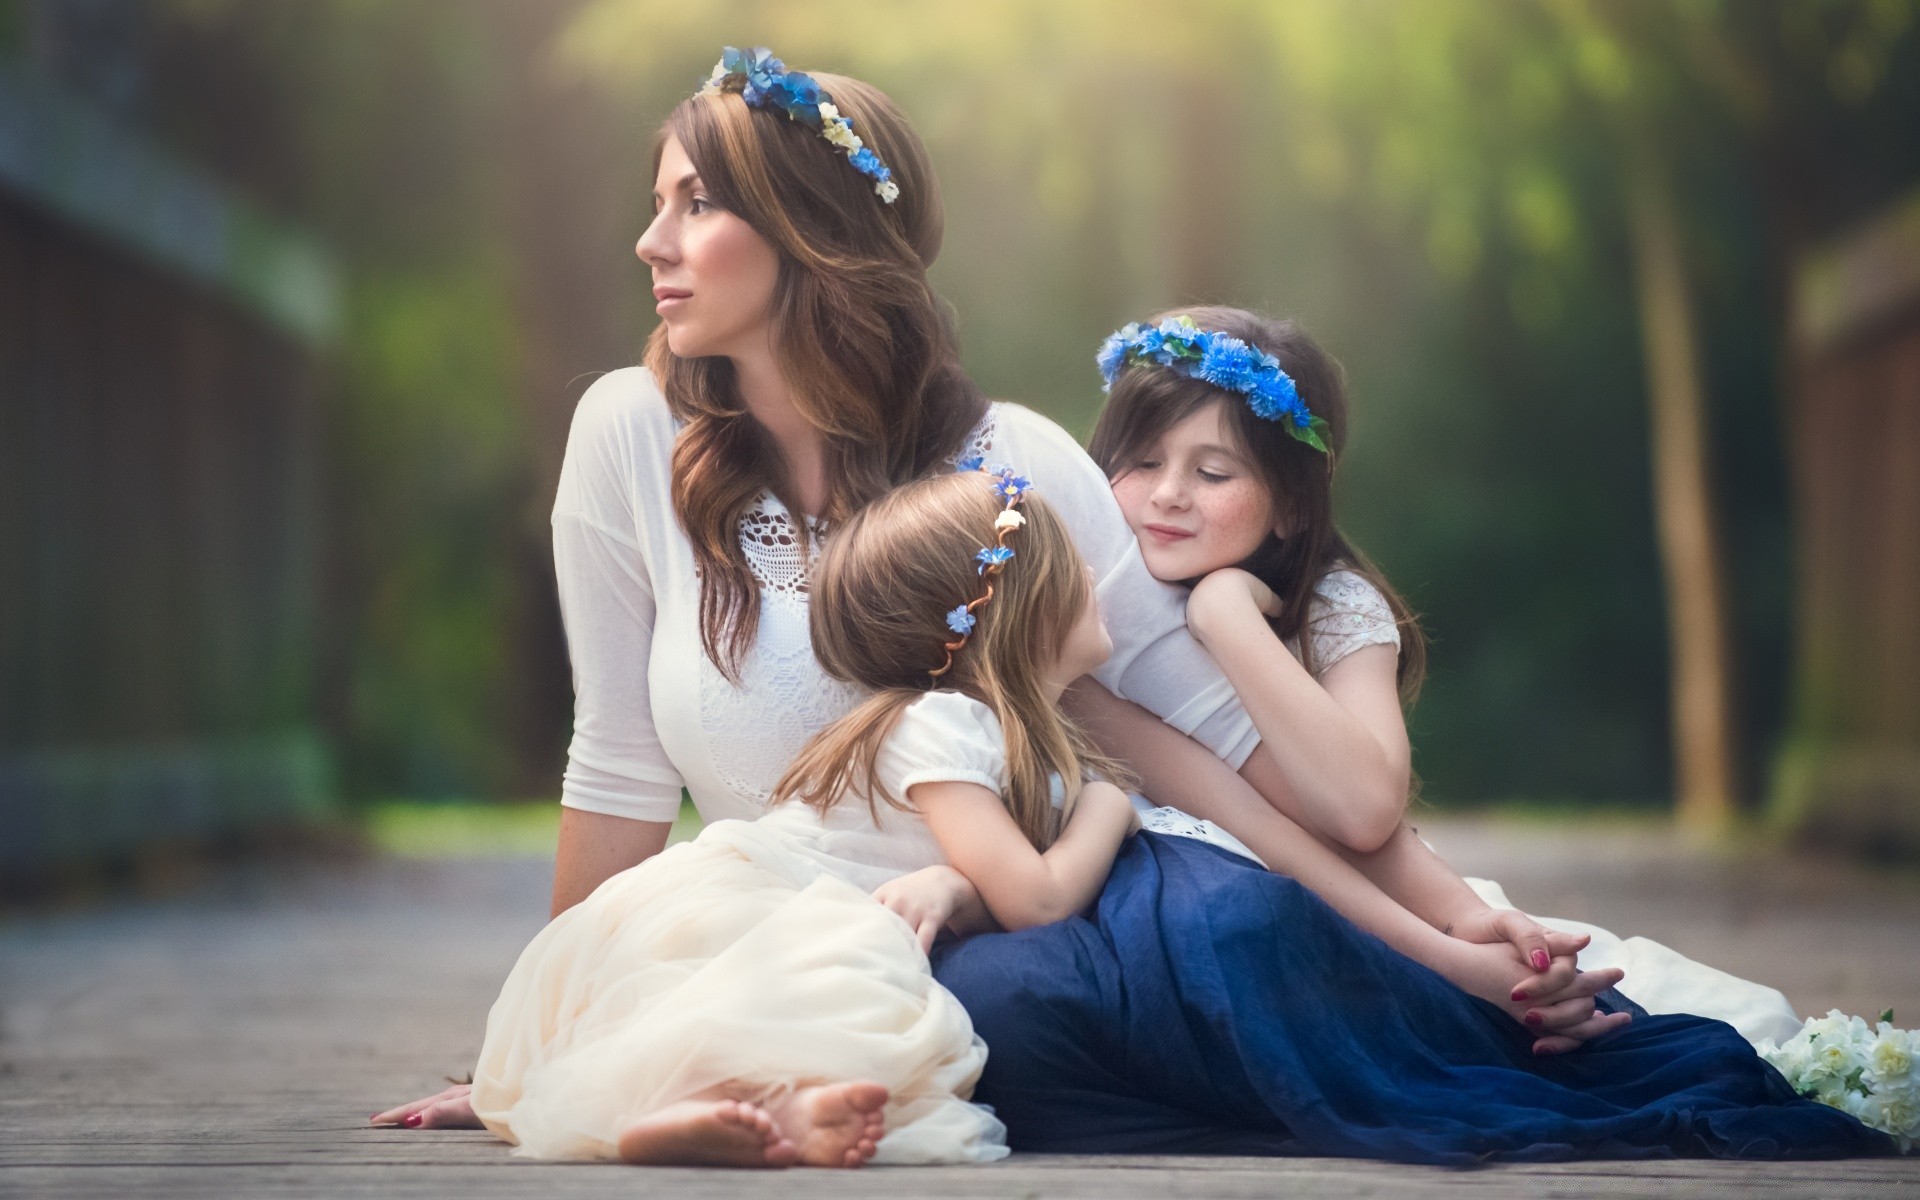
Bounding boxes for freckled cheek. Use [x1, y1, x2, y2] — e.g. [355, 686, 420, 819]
[1109, 478, 1151, 528]
[1197, 486, 1272, 558]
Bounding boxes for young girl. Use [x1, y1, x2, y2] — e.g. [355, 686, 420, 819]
[466, 467, 1132, 1167]
[1083, 305, 1805, 1047]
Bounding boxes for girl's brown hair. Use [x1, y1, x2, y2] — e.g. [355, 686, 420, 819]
[648, 71, 988, 678]
[1087, 306, 1427, 703]
[768, 472, 1130, 850]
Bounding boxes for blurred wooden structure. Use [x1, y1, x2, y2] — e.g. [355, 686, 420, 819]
[1776, 187, 1920, 857]
[0, 58, 340, 883]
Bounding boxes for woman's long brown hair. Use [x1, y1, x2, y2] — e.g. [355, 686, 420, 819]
[648, 71, 988, 678]
[768, 473, 1131, 850]
[1087, 306, 1428, 703]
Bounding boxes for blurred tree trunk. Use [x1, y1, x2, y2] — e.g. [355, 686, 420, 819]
[1623, 144, 1740, 828]
[499, 0, 633, 796]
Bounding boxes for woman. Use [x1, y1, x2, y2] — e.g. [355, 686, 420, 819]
[375, 47, 1638, 1134]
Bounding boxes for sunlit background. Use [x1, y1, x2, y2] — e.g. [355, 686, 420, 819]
[5, 0, 1920, 883]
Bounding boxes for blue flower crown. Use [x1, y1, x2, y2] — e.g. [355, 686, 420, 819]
[696, 46, 900, 204]
[1096, 316, 1330, 453]
[929, 461, 1032, 679]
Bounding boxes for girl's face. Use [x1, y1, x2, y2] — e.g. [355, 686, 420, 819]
[1051, 565, 1113, 685]
[1109, 400, 1282, 583]
[635, 134, 783, 360]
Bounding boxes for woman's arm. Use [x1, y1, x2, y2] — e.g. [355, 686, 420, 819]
[1188, 569, 1406, 851]
[550, 808, 674, 916]
[912, 779, 1137, 931]
[545, 373, 694, 909]
[1064, 680, 1625, 1048]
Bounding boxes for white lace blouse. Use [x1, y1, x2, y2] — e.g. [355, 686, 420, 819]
[550, 367, 1257, 825]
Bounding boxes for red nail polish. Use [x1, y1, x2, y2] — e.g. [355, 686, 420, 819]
[1511, 989, 1530, 1002]
[403, 1114, 423, 1128]
[1524, 1011, 1544, 1028]
[1530, 950, 1550, 971]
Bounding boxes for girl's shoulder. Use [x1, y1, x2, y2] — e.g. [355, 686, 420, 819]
[1308, 568, 1393, 621]
[877, 691, 1007, 798]
[1301, 567, 1400, 674]
[554, 367, 679, 521]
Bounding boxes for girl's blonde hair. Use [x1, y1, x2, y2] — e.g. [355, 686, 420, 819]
[649, 72, 988, 680]
[768, 472, 1130, 849]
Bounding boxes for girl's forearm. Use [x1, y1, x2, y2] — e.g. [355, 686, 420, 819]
[1071, 680, 1492, 936]
[1335, 820, 1494, 934]
[1201, 612, 1406, 851]
[1067, 683, 1460, 971]
[1021, 787, 1132, 928]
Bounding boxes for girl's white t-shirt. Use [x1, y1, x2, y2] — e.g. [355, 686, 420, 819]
[753, 690, 1008, 892]
[550, 367, 1257, 826]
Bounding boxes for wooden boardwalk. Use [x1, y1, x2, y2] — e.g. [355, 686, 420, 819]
[3, 817, 1918, 1198]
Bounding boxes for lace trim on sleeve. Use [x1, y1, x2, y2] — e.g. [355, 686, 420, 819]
[1305, 569, 1400, 676]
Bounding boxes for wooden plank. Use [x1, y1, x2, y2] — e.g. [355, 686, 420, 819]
[2, 826, 1917, 1198]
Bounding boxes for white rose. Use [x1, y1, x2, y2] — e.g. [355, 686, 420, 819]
[1865, 1029, 1915, 1090]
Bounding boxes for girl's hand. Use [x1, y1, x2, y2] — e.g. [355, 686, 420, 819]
[1186, 568, 1281, 641]
[872, 865, 973, 953]
[370, 1082, 480, 1129]
[1439, 939, 1632, 1056]
[1448, 908, 1593, 978]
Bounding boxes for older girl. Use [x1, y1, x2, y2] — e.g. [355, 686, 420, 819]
[1082, 306, 1803, 1047]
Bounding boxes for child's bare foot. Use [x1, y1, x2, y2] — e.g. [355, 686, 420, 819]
[770, 1081, 888, 1168]
[616, 1099, 798, 1168]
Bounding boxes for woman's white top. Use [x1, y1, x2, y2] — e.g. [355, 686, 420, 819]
[550, 367, 1256, 825]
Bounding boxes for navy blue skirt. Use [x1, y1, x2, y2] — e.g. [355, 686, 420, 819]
[932, 832, 1892, 1162]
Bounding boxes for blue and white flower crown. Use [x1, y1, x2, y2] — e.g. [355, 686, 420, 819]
[1097, 316, 1330, 453]
[929, 461, 1031, 679]
[696, 46, 900, 204]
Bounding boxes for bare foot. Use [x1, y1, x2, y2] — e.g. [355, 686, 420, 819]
[616, 1099, 798, 1168]
[770, 1081, 889, 1168]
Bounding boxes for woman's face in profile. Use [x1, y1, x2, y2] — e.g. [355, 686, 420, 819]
[635, 134, 782, 360]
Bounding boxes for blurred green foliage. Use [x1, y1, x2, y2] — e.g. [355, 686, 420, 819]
[112, 0, 1920, 807]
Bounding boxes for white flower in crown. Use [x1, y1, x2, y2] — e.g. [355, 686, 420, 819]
[994, 508, 1026, 532]
[877, 179, 901, 203]
[821, 118, 863, 152]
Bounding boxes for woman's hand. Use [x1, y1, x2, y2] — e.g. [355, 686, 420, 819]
[1185, 567, 1281, 643]
[370, 1082, 480, 1129]
[872, 865, 976, 953]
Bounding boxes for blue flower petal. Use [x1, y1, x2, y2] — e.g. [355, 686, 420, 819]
[946, 606, 976, 635]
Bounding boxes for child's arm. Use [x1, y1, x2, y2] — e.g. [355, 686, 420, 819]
[871, 865, 1000, 951]
[1064, 679, 1620, 1051]
[911, 779, 1138, 931]
[1186, 568, 1408, 852]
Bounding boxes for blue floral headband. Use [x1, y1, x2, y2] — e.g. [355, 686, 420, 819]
[1096, 316, 1330, 453]
[929, 461, 1031, 679]
[696, 46, 899, 204]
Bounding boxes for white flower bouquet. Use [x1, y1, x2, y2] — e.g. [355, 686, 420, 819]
[1755, 1009, 1918, 1152]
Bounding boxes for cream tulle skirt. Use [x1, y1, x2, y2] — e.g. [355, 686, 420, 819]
[469, 819, 1008, 1163]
